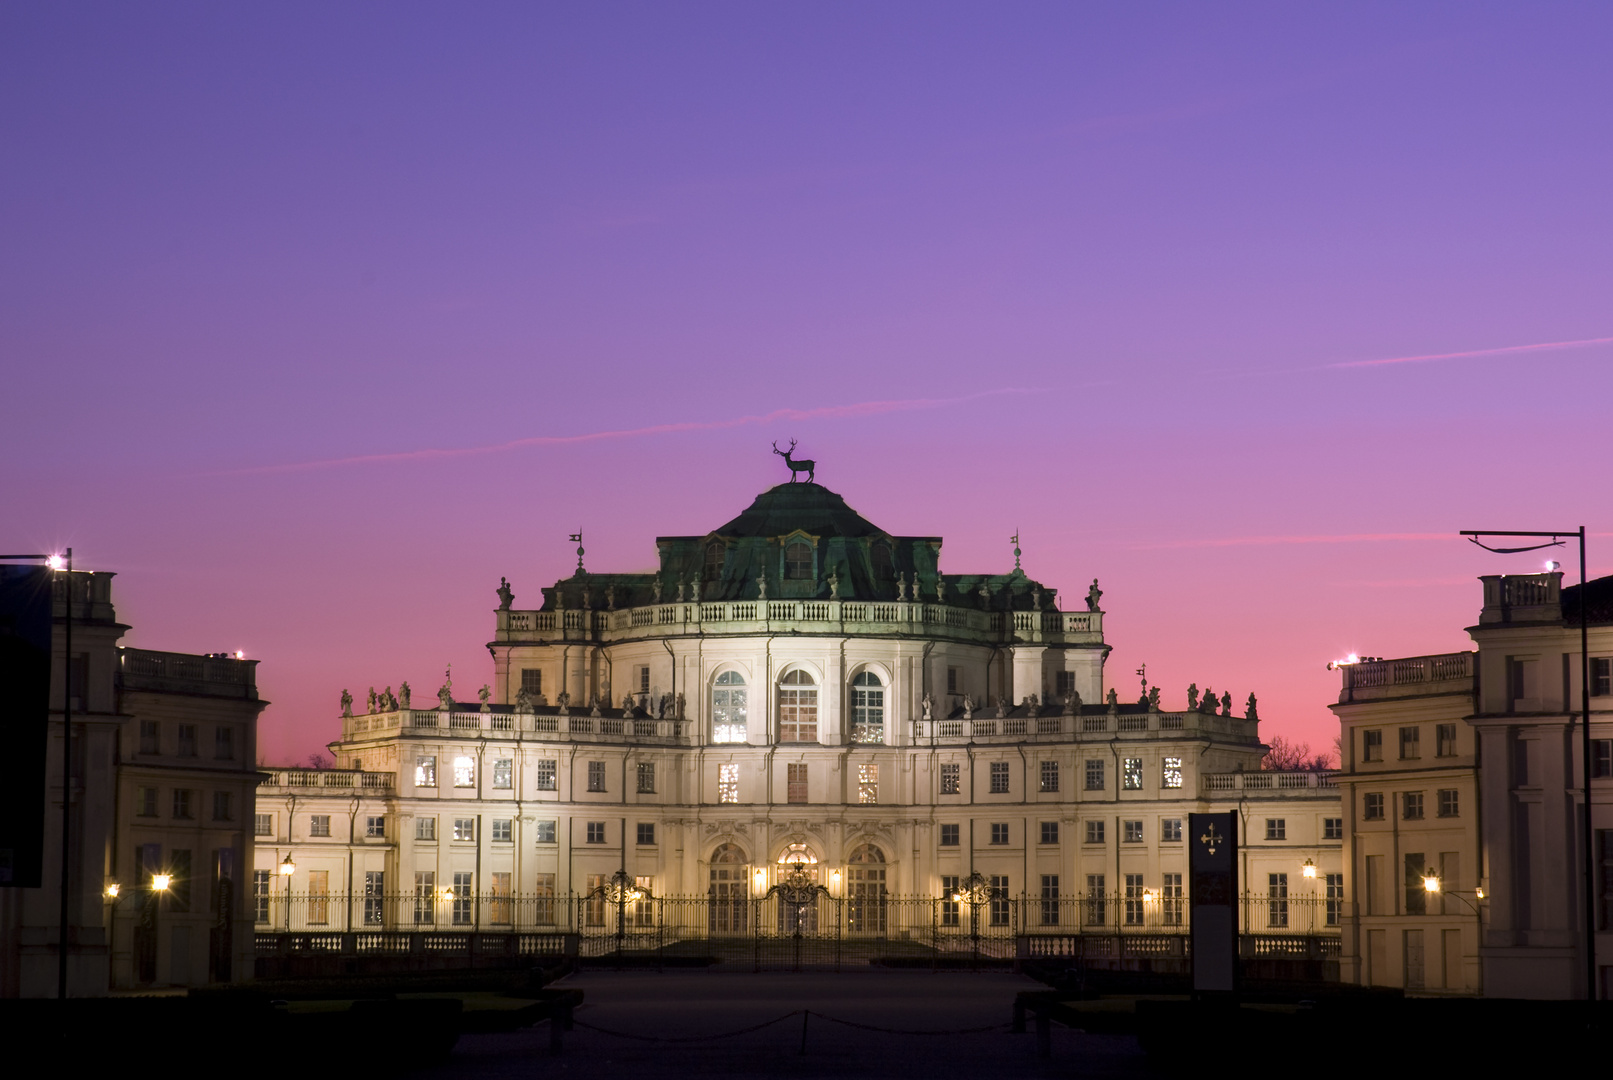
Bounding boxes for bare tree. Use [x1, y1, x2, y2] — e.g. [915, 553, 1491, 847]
[306, 751, 333, 770]
[1261, 736, 1335, 771]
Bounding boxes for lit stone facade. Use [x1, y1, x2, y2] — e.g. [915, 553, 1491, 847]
[257, 482, 1342, 937]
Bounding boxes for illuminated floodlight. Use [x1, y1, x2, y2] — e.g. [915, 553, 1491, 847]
[151, 873, 172, 892]
[46, 554, 66, 571]
[1301, 858, 1317, 879]
[234, 650, 245, 660]
[1545, 560, 1561, 572]
[1326, 653, 1362, 671]
[104, 882, 121, 899]
[1422, 870, 1440, 894]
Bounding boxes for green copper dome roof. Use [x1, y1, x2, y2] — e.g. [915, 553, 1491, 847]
[711, 482, 886, 539]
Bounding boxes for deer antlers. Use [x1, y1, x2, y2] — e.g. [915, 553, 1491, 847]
[771, 439, 797, 456]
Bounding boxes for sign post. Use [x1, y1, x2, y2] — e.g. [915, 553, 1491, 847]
[1189, 811, 1238, 997]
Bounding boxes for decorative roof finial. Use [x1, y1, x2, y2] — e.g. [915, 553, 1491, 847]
[569, 531, 585, 573]
[1010, 530, 1022, 572]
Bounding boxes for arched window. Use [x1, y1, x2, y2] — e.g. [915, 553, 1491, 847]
[711, 671, 747, 744]
[847, 844, 887, 933]
[778, 670, 818, 743]
[785, 541, 813, 580]
[850, 671, 884, 744]
[704, 541, 725, 581]
[708, 843, 749, 933]
[871, 541, 893, 580]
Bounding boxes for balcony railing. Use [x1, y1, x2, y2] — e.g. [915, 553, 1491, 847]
[1202, 770, 1337, 795]
[1338, 651, 1474, 702]
[262, 768, 395, 790]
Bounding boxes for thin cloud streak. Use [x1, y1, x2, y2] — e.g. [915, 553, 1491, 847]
[219, 388, 1042, 476]
[1329, 335, 1613, 369]
[1135, 532, 1452, 550]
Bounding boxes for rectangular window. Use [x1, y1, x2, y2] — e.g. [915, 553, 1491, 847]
[1404, 853, 1427, 915]
[1363, 793, 1384, 820]
[1123, 820, 1143, 843]
[1437, 789, 1459, 818]
[989, 875, 1010, 926]
[989, 822, 1009, 845]
[1510, 658, 1539, 704]
[139, 720, 160, 755]
[1085, 820, 1105, 845]
[989, 761, 1010, 794]
[940, 762, 960, 795]
[306, 867, 328, 925]
[1594, 657, 1611, 697]
[534, 872, 557, 925]
[521, 668, 543, 697]
[254, 813, 272, 836]
[1124, 873, 1145, 926]
[947, 667, 960, 695]
[1362, 730, 1383, 762]
[1325, 872, 1344, 926]
[787, 762, 808, 803]
[1436, 723, 1457, 757]
[586, 821, 606, 844]
[1055, 671, 1076, 696]
[637, 762, 656, 794]
[214, 726, 235, 760]
[413, 871, 436, 925]
[719, 763, 740, 804]
[176, 724, 197, 757]
[453, 818, 474, 841]
[453, 755, 475, 788]
[415, 756, 437, 787]
[1265, 818, 1286, 841]
[1039, 760, 1059, 793]
[941, 874, 960, 926]
[172, 790, 194, 820]
[1085, 759, 1105, 791]
[1161, 818, 1182, 843]
[1403, 792, 1425, 821]
[1085, 874, 1106, 925]
[1123, 758, 1143, 790]
[1161, 872, 1184, 926]
[253, 869, 271, 923]
[778, 678, 818, 743]
[637, 665, 651, 695]
[535, 759, 557, 791]
[364, 870, 385, 926]
[940, 823, 960, 846]
[1267, 873, 1289, 928]
[491, 819, 512, 842]
[416, 817, 436, 841]
[1040, 821, 1059, 845]
[452, 872, 473, 925]
[365, 815, 385, 838]
[308, 814, 329, 836]
[493, 758, 513, 789]
[211, 792, 232, 822]
[858, 763, 878, 805]
[1592, 740, 1612, 779]
[637, 822, 656, 846]
[587, 760, 606, 793]
[1162, 756, 1183, 789]
[1324, 817, 1344, 840]
[136, 787, 158, 817]
[1041, 874, 1060, 926]
[535, 820, 556, 844]
[1400, 726, 1421, 760]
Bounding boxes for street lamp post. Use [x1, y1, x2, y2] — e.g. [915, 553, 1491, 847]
[1461, 527, 1595, 1001]
[279, 854, 295, 931]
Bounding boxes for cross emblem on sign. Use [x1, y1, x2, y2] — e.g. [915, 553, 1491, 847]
[1200, 823, 1223, 855]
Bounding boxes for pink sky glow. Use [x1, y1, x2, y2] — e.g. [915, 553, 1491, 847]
[4, 4, 1611, 766]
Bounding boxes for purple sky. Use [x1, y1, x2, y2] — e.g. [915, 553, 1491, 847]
[5, 4, 1611, 765]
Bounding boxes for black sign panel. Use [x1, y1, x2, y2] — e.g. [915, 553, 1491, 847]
[1189, 811, 1238, 994]
[0, 566, 52, 887]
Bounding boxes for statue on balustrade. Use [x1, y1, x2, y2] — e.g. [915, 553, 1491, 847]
[366, 687, 378, 714]
[1148, 685, 1161, 711]
[1062, 691, 1081, 716]
[921, 693, 933, 720]
[1186, 683, 1199, 710]
[382, 685, 398, 711]
[828, 572, 840, 600]
[1106, 688, 1119, 711]
[621, 691, 636, 713]
[1086, 578, 1103, 611]
[1026, 694, 1039, 709]
[556, 690, 570, 716]
[589, 696, 602, 717]
[652, 579, 662, 604]
[1199, 686, 1215, 713]
[995, 696, 1008, 719]
[1220, 691, 1232, 717]
[756, 573, 768, 600]
[606, 585, 615, 610]
[479, 684, 492, 712]
[676, 580, 685, 602]
[962, 694, 975, 720]
[496, 577, 513, 610]
[1245, 693, 1259, 722]
[340, 689, 353, 717]
[437, 670, 454, 712]
[676, 691, 686, 719]
[398, 682, 411, 709]
[896, 572, 907, 601]
[690, 577, 701, 602]
[515, 686, 535, 712]
[935, 576, 946, 602]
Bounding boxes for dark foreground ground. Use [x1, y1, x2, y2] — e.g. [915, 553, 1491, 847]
[417, 969, 1150, 1079]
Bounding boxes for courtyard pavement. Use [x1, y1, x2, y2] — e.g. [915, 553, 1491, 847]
[417, 968, 1151, 1078]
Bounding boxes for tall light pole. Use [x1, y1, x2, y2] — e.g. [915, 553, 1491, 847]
[1461, 527, 1594, 1001]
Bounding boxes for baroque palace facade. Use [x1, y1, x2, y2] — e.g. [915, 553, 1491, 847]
[256, 480, 1342, 948]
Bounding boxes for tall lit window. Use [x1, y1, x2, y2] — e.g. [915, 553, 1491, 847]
[364, 871, 384, 926]
[1325, 873, 1344, 926]
[492, 758, 513, 789]
[1124, 874, 1145, 926]
[1161, 872, 1183, 926]
[785, 541, 813, 580]
[253, 870, 271, 923]
[778, 670, 818, 743]
[712, 671, 748, 743]
[307, 870, 329, 925]
[535, 759, 557, 790]
[452, 872, 473, 925]
[858, 763, 879, 804]
[941, 875, 960, 927]
[489, 872, 512, 926]
[940, 762, 960, 795]
[848, 845, 888, 932]
[718, 763, 739, 803]
[988, 875, 1010, 927]
[851, 671, 885, 743]
[1267, 873, 1289, 928]
[1162, 757, 1183, 788]
[453, 756, 475, 787]
[637, 762, 656, 793]
[453, 818, 474, 841]
[1123, 758, 1143, 790]
[1040, 875, 1060, 926]
[415, 756, 437, 787]
[413, 871, 436, 925]
[1085, 874, 1106, 925]
[787, 762, 808, 804]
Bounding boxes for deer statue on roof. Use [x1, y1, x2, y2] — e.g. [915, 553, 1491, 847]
[772, 439, 816, 484]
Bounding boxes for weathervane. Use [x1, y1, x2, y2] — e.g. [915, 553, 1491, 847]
[1136, 663, 1147, 699]
[569, 531, 585, 573]
[1010, 530, 1021, 572]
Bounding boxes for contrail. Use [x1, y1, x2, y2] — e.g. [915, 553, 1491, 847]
[220, 387, 1041, 476]
[1329, 334, 1613, 369]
